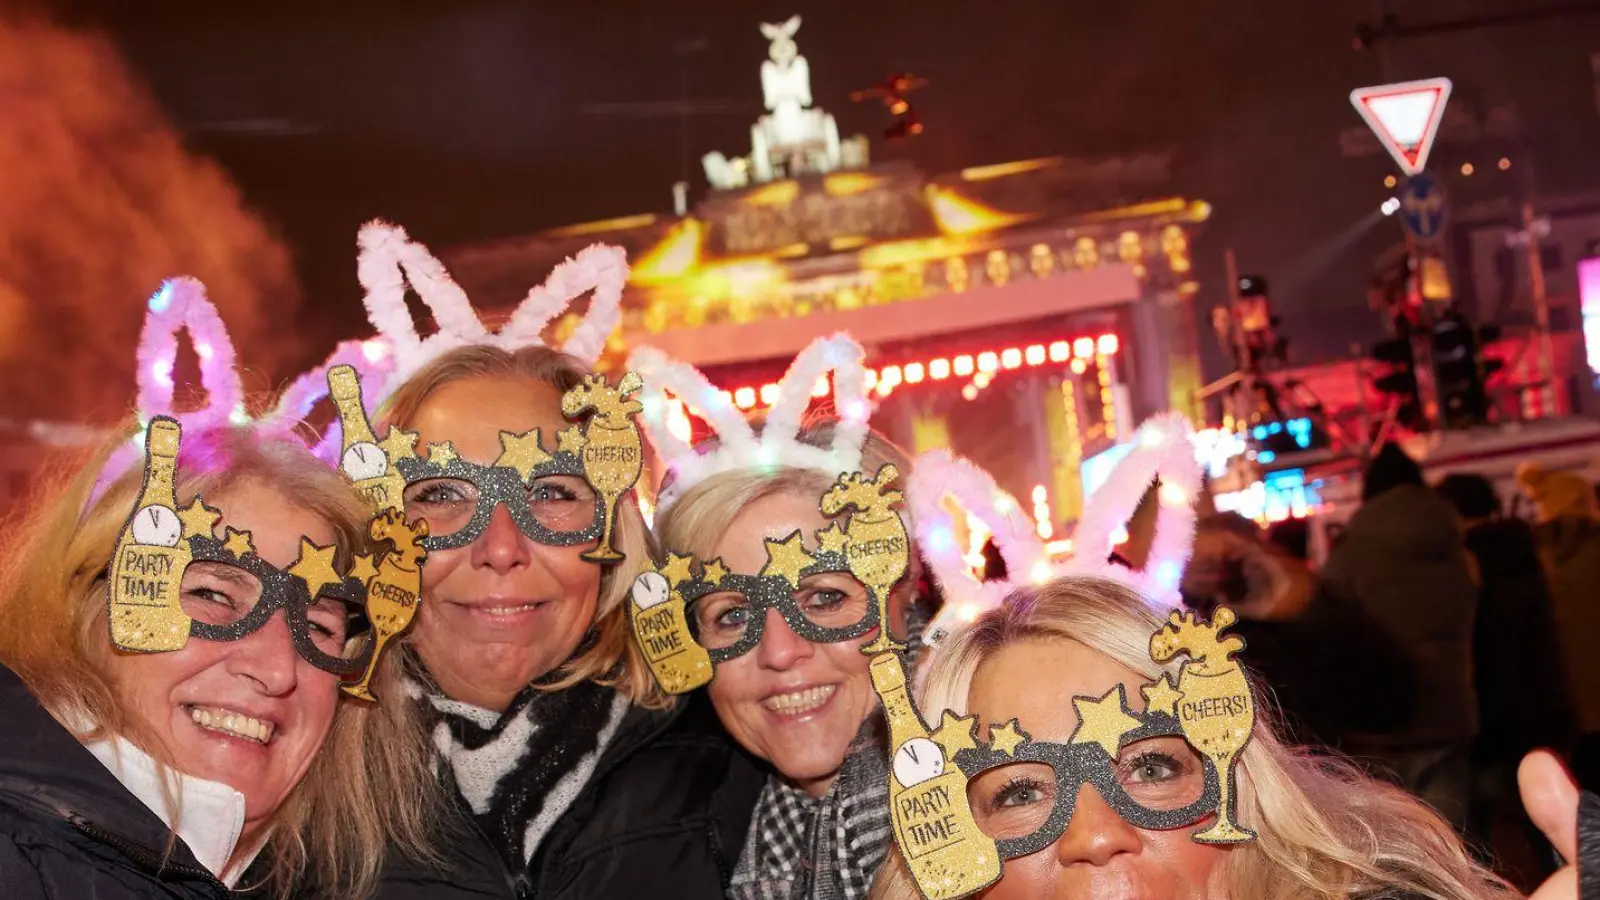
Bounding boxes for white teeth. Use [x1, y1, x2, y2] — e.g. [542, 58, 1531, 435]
[189, 706, 274, 745]
[482, 604, 539, 616]
[763, 685, 836, 715]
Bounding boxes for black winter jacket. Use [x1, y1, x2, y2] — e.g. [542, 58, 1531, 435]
[0, 665, 231, 899]
[376, 690, 764, 900]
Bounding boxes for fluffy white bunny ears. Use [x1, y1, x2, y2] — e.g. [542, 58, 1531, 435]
[907, 411, 1203, 646]
[88, 278, 389, 505]
[628, 333, 873, 513]
[354, 219, 628, 404]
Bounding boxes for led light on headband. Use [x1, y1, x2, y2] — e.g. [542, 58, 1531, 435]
[871, 606, 1257, 900]
[108, 417, 408, 685]
[629, 465, 908, 694]
[327, 364, 644, 563]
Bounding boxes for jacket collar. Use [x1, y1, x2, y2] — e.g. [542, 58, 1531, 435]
[0, 664, 226, 886]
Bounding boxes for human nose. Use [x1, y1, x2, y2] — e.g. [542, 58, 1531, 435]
[471, 503, 531, 574]
[1052, 784, 1142, 868]
[754, 608, 815, 671]
[226, 610, 301, 696]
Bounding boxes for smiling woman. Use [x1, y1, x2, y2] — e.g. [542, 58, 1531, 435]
[0, 424, 444, 899]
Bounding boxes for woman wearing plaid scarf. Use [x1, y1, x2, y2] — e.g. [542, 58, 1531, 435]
[653, 420, 929, 900]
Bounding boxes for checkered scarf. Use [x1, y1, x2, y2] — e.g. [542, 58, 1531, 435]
[727, 714, 893, 900]
[728, 606, 928, 900]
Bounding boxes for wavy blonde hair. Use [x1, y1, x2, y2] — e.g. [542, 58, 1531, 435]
[378, 343, 664, 708]
[654, 419, 920, 595]
[870, 576, 1513, 900]
[0, 426, 445, 899]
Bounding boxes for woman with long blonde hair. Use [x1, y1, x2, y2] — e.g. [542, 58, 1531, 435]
[870, 576, 1521, 900]
[354, 221, 761, 899]
[0, 422, 442, 899]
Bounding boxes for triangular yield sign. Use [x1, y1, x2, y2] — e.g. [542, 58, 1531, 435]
[1349, 77, 1453, 176]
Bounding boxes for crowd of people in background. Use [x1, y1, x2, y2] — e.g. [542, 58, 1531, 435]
[1177, 441, 1600, 891]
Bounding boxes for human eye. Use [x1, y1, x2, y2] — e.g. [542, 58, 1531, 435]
[305, 599, 350, 646]
[690, 593, 750, 647]
[990, 775, 1051, 810]
[1122, 751, 1182, 783]
[799, 587, 847, 610]
[408, 480, 472, 506]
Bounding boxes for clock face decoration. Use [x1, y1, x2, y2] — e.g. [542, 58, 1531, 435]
[631, 571, 670, 610]
[893, 736, 946, 788]
[130, 505, 182, 546]
[341, 442, 389, 481]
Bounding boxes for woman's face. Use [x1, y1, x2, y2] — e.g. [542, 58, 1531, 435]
[111, 478, 343, 839]
[703, 490, 890, 797]
[968, 638, 1227, 900]
[406, 375, 601, 711]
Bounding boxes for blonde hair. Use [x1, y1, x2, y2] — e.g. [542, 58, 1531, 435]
[0, 426, 445, 899]
[378, 343, 664, 708]
[870, 577, 1512, 900]
[655, 419, 914, 565]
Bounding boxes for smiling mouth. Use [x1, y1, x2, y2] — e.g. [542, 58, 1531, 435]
[763, 685, 837, 715]
[460, 601, 546, 617]
[187, 705, 275, 745]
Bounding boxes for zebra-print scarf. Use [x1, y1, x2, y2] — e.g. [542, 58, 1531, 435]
[421, 676, 629, 873]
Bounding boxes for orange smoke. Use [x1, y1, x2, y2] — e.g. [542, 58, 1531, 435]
[0, 17, 298, 426]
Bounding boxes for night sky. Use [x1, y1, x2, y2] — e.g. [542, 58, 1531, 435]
[53, 0, 1600, 382]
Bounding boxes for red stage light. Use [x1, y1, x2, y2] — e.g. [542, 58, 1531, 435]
[930, 358, 951, 380]
[735, 387, 757, 408]
[1074, 337, 1095, 359]
[1049, 341, 1070, 362]
[760, 383, 779, 405]
[1097, 333, 1119, 355]
[954, 355, 975, 376]
[977, 352, 999, 373]
[905, 362, 925, 384]
[882, 365, 903, 387]
[1001, 348, 1022, 369]
[1025, 344, 1046, 366]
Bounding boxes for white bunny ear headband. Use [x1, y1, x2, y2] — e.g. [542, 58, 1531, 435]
[88, 278, 393, 506]
[627, 332, 872, 513]
[355, 219, 628, 405]
[908, 410, 1203, 647]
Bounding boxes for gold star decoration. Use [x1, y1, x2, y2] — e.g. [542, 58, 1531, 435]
[287, 539, 343, 598]
[177, 499, 222, 540]
[1070, 685, 1142, 756]
[760, 532, 815, 586]
[658, 552, 695, 588]
[348, 553, 380, 585]
[556, 426, 587, 456]
[221, 528, 254, 559]
[700, 558, 730, 584]
[378, 426, 418, 461]
[425, 442, 459, 467]
[496, 429, 552, 482]
[986, 719, 1029, 756]
[814, 522, 850, 556]
[930, 711, 978, 756]
[1141, 674, 1184, 717]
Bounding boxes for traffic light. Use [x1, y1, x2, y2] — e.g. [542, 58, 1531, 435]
[1371, 335, 1426, 430]
[1430, 313, 1500, 429]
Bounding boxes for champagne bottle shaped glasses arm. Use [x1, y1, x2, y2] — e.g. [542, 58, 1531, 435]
[110, 418, 195, 652]
[329, 365, 406, 514]
[872, 652, 1003, 899]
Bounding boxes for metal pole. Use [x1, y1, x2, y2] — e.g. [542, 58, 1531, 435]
[1223, 249, 1249, 428]
[1522, 200, 1559, 413]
